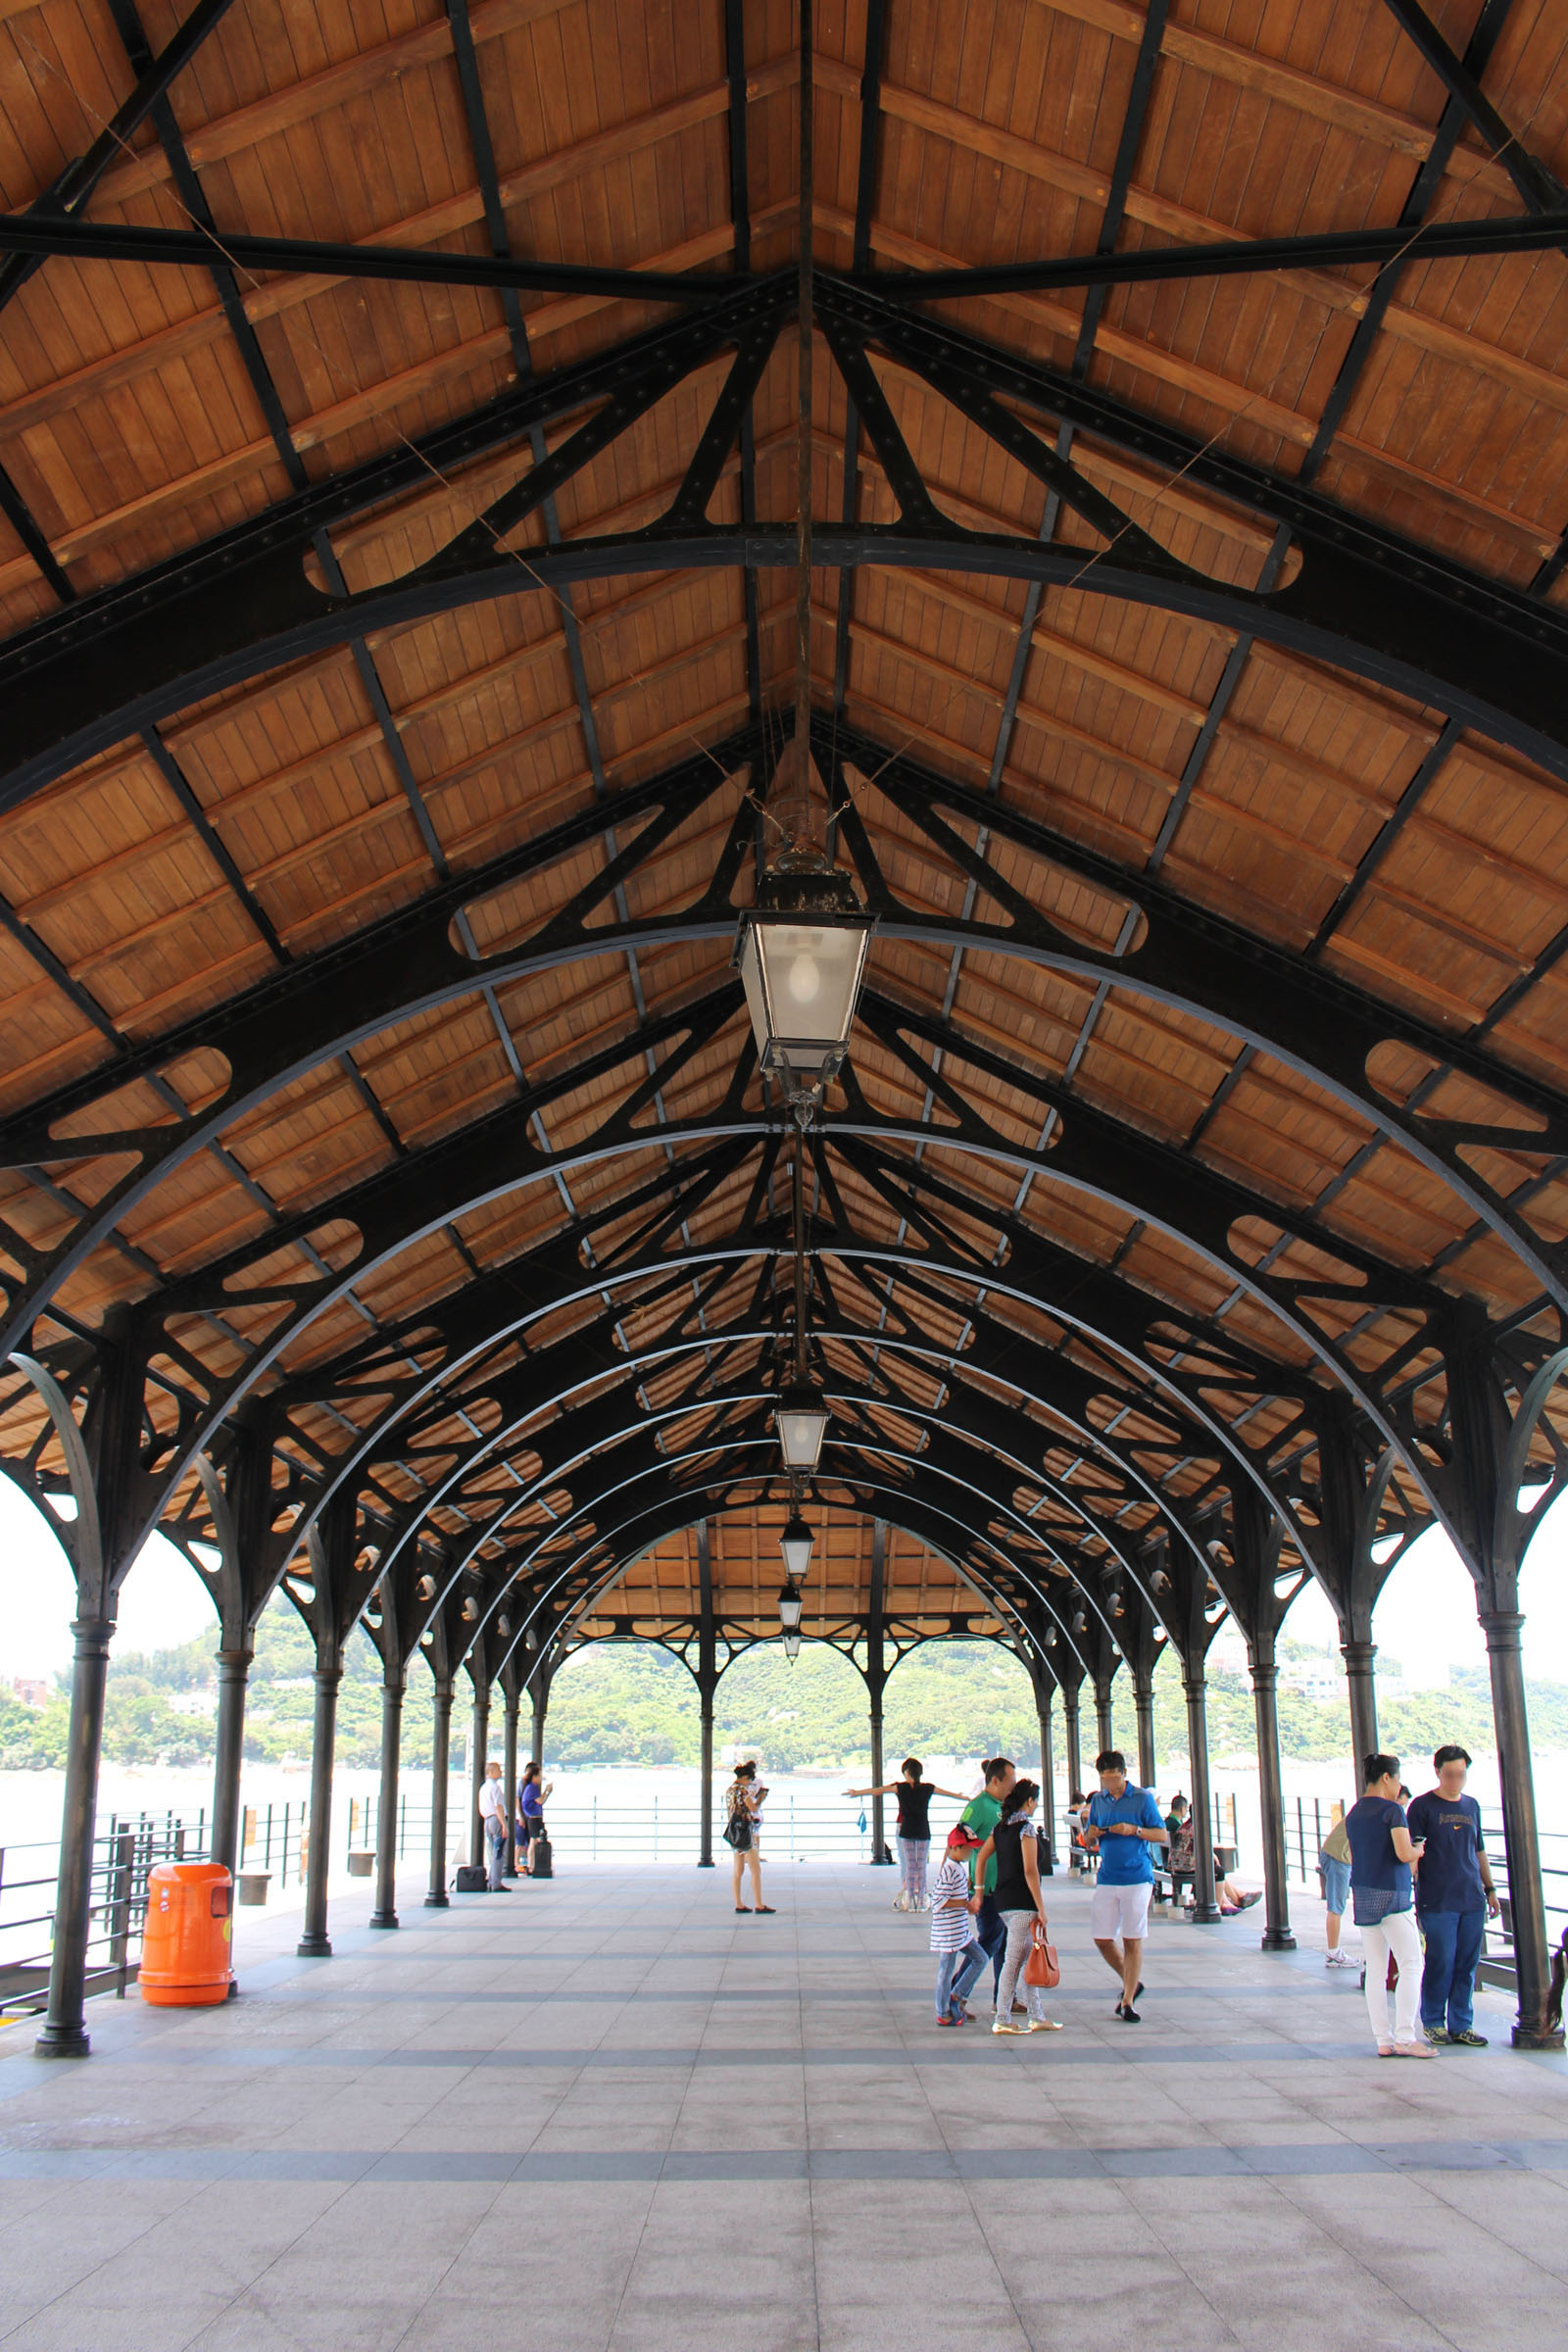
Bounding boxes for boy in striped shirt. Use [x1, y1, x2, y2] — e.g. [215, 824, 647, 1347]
[930, 1824, 987, 2026]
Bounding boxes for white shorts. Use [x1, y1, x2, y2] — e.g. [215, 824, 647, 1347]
[1090, 1882, 1152, 1941]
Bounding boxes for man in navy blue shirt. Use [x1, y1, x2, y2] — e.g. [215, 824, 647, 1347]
[1082, 1749, 1168, 2023]
[1406, 1744, 1499, 2047]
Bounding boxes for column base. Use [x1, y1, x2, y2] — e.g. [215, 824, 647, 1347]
[870, 1856, 894, 1866]
[697, 1858, 714, 1868]
[1511, 2021, 1567, 2051]
[1190, 1902, 1223, 1924]
[368, 1912, 399, 1931]
[33, 2023, 90, 2059]
[295, 1933, 332, 1957]
[1260, 1927, 1297, 1951]
[423, 1891, 450, 1908]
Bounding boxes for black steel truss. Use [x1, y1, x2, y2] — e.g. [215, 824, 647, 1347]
[7, 273, 1568, 808]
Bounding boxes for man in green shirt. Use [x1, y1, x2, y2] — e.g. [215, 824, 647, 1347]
[960, 1756, 1016, 2005]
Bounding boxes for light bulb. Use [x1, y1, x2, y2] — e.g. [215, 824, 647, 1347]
[786, 954, 821, 1004]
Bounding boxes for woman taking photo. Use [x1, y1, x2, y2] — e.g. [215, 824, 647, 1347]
[843, 1756, 970, 1910]
[1347, 1752, 1433, 2058]
[725, 1760, 774, 1914]
[515, 1760, 551, 1876]
[971, 1779, 1061, 2034]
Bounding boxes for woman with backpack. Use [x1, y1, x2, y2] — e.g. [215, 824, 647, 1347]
[724, 1760, 774, 1913]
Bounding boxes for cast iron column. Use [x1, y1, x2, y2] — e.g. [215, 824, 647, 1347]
[296, 1664, 341, 1957]
[34, 1615, 114, 2057]
[867, 1519, 890, 1862]
[1482, 1610, 1564, 2048]
[502, 1694, 520, 1877]
[369, 1673, 404, 1930]
[698, 1681, 715, 1866]
[1250, 1654, 1295, 1950]
[425, 1678, 453, 1907]
[1094, 1677, 1114, 1761]
[210, 1644, 252, 1883]
[1035, 1689, 1055, 1866]
[1134, 1672, 1156, 1794]
[1341, 1638, 1379, 1779]
[529, 1687, 548, 1778]
[697, 1520, 716, 1866]
[1183, 1672, 1221, 1923]
[1062, 1686, 1083, 1801]
[469, 1685, 490, 1869]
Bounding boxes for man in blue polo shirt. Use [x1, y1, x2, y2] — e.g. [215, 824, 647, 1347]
[1082, 1748, 1167, 2023]
[1406, 1744, 1499, 2047]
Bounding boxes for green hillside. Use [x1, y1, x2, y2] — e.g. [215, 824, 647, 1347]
[4, 1602, 1566, 1780]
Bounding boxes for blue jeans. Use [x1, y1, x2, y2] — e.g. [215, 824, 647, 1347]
[1320, 1855, 1350, 1916]
[1418, 1907, 1486, 2034]
[975, 1893, 1007, 1993]
[934, 1940, 988, 2020]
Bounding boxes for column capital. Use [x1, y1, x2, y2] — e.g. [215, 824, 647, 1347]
[69, 1616, 114, 1655]
[1340, 1638, 1377, 1669]
[215, 1645, 254, 1675]
[1182, 1673, 1206, 1701]
[1479, 1610, 1525, 1651]
[1249, 1658, 1278, 1691]
[313, 1662, 344, 1692]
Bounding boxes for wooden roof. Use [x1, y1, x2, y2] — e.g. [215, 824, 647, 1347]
[1, 0, 1567, 1685]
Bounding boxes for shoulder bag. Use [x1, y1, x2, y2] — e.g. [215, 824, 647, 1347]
[1023, 1919, 1059, 1989]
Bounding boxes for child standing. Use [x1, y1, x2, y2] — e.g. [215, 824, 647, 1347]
[930, 1824, 987, 2027]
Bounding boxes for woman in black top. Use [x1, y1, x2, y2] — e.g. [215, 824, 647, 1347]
[972, 1781, 1061, 2034]
[844, 1756, 969, 1910]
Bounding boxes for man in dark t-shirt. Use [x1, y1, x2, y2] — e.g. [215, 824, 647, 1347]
[1406, 1744, 1500, 2046]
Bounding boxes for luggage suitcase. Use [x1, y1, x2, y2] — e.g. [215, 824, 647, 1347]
[529, 1830, 554, 1880]
[453, 1863, 488, 1893]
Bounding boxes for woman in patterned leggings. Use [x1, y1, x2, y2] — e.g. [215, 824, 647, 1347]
[845, 1758, 969, 1908]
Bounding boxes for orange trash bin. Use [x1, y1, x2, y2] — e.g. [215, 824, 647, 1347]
[138, 1861, 234, 2007]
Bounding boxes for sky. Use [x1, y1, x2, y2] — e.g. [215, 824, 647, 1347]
[1, 1472, 1566, 1694]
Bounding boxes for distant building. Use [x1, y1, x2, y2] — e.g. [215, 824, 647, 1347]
[4, 1676, 49, 1708]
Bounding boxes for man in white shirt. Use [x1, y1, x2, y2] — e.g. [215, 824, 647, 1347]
[478, 1761, 510, 1891]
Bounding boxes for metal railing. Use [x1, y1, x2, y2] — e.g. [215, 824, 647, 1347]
[0, 1809, 209, 2014]
[238, 1799, 310, 1887]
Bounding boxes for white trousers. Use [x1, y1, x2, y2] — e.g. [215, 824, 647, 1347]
[1357, 1909, 1422, 2046]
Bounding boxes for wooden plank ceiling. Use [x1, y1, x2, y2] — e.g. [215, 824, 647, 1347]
[0, 0, 1566, 1651]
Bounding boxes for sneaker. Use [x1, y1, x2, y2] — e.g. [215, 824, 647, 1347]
[1449, 2029, 1488, 2048]
[1114, 2001, 1141, 2024]
[1325, 1951, 1357, 1969]
[1425, 2027, 1452, 2045]
[991, 2020, 1026, 2035]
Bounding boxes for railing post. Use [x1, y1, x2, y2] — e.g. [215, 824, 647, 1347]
[502, 1693, 520, 1878]
[35, 1614, 115, 2059]
[109, 1826, 134, 1999]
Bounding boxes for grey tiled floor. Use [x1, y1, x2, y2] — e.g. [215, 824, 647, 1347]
[1, 1861, 1565, 2348]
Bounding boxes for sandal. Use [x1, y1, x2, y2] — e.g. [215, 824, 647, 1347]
[734, 1905, 752, 1913]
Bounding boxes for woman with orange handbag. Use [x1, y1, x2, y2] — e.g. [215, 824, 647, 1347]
[972, 1780, 1062, 2036]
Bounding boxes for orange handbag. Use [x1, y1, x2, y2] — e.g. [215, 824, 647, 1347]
[1023, 1921, 1059, 1988]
